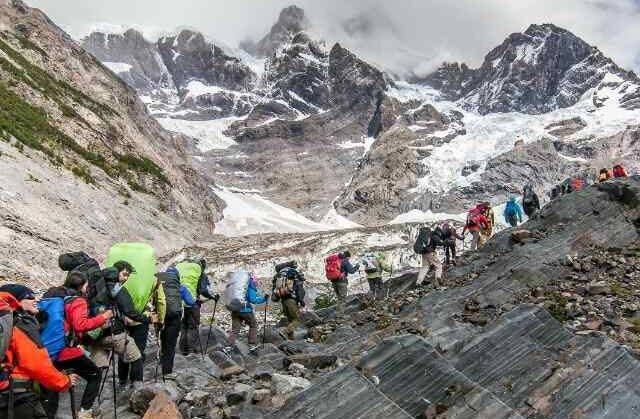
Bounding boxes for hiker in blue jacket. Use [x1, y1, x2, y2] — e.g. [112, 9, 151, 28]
[229, 273, 268, 346]
[504, 196, 524, 227]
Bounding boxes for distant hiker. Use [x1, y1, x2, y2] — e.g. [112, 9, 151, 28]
[504, 196, 524, 227]
[463, 206, 489, 251]
[613, 163, 628, 178]
[361, 252, 391, 299]
[570, 176, 584, 192]
[224, 271, 268, 346]
[155, 266, 194, 376]
[0, 285, 79, 419]
[441, 222, 463, 265]
[479, 202, 495, 246]
[414, 226, 444, 287]
[40, 273, 113, 419]
[106, 243, 166, 390]
[325, 251, 359, 313]
[88, 261, 141, 382]
[176, 259, 216, 356]
[272, 261, 306, 339]
[598, 168, 611, 183]
[521, 185, 540, 218]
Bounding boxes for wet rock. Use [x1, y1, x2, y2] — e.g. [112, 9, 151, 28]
[221, 364, 247, 379]
[142, 391, 183, 419]
[283, 353, 338, 370]
[511, 229, 533, 243]
[587, 282, 611, 295]
[252, 388, 271, 403]
[254, 368, 274, 381]
[301, 311, 323, 327]
[130, 383, 183, 415]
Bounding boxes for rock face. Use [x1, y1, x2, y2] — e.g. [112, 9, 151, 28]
[0, 1, 221, 284]
[419, 24, 639, 114]
[252, 5, 309, 58]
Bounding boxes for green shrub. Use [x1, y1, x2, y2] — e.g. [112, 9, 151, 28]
[314, 293, 336, 310]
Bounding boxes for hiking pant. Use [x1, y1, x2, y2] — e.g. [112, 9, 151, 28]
[507, 215, 518, 227]
[230, 311, 259, 345]
[444, 240, 457, 265]
[479, 229, 491, 247]
[0, 394, 47, 419]
[281, 298, 300, 337]
[331, 279, 348, 313]
[161, 313, 181, 375]
[470, 230, 481, 251]
[90, 331, 141, 369]
[180, 305, 201, 355]
[117, 323, 149, 385]
[367, 276, 383, 299]
[417, 252, 442, 286]
[42, 355, 101, 416]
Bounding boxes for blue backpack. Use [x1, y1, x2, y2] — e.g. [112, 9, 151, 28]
[38, 296, 75, 361]
[505, 201, 518, 218]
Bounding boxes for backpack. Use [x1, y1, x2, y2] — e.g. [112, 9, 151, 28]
[362, 253, 380, 274]
[466, 206, 483, 228]
[523, 189, 535, 205]
[505, 201, 518, 217]
[324, 254, 343, 281]
[156, 272, 182, 318]
[273, 269, 294, 300]
[223, 271, 250, 312]
[0, 302, 14, 387]
[38, 293, 76, 361]
[430, 227, 444, 249]
[613, 165, 626, 178]
[413, 228, 430, 254]
[59, 252, 109, 312]
[274, 261, 296, 273]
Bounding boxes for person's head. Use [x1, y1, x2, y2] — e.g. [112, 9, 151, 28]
[342, 250, 351, 259]
[113, 260, 134, 283]
[600, 168, 608, 174]
[0, 284, 37, 314]
[248, 272, 259, 289]
[199, 258, 206, 271]
[64, 271, 88, 294]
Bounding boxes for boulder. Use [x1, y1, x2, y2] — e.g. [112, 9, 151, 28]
[587, 282, 611, 295]
[129, 382, 184, 414]
[226, 383, 253, 406]
[221, 364, 247, 379]
[283, 353, 338, 370]
[271, 373, 312, 395]
[511, 229, 533, 243]
[142, 391, 183, 419]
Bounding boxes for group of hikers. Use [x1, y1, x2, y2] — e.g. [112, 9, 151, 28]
[1, 242, 372, 419]
[551, 163, 630, 199]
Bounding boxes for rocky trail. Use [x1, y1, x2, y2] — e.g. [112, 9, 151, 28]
[52, 178, 640, 418]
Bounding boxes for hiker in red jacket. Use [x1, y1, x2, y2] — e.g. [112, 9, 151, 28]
[0, 285, 78, 419]
[613, 163, 628, 178]
[462, 206, 489, 251]
[41, 273, 112, 419]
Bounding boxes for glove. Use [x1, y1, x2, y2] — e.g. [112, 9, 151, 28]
[213, 294, 220, 302]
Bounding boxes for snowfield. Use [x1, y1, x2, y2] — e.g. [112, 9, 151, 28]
[157, 117, 241, 152]
[103, 62, 132, 74]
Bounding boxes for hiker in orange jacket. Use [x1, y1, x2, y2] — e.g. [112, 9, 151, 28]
[0, 285, 78, 419]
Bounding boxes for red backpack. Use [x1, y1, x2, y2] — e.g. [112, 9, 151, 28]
[613, 165, 627, 178]
[324, 254, 343, 281]
[0, 294, 17, 392]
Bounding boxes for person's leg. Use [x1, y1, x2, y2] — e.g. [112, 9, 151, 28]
[282, 298, 300, 338]
[470, 231, 480, 251]
[40, 385, 59, 419]
[128, 323, 150, 384]
[161, 314, 181, 375]
[444, 243, 451, 265]
[451, 243, 457, 263]
[229, 312, 241, 345]
[332, 281, 346, 313]
[189, 304, 201, 353]
[427, 252, 443, 287]
[56, 356, 102, 412]
[180, 307, 192, 355]
[416, 253, 430, 285]
[245, 312, 259, 345]
[2, 395, 49, 419]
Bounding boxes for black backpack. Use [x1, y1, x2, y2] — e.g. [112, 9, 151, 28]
[413, 228, 431, 254]
[430, 227, 444, 248]
[156, 272, 182, 318]
[58, 252, 110, 310]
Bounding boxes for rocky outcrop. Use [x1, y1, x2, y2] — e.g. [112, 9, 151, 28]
[419, 24, 640, 114]
[0, 1, 221, 283]
[252, 5, 309, 58]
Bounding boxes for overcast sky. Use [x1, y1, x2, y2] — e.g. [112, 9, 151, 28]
[28, 0, 640, 76]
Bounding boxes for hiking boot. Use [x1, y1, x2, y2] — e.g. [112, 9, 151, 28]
[78, 408, 94, 419]
[163, 372, 178, 380]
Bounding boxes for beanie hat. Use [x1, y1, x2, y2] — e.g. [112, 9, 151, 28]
[0, 284, 36, 301]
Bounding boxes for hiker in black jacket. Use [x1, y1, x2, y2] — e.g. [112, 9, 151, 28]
[272, 262, 306, 339]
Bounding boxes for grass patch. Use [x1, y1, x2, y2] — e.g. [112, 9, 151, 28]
[545, 292, 569, 323]
[314, 293, 337, 310]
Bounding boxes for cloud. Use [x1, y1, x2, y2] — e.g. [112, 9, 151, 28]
[27, 0, 640, 76]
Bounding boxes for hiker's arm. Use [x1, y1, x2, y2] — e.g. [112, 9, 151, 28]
[67, 298, 106, 332]
[534, 194, 540, 209]
[180, 285, 196, 306]
[12, 328, 71, 392]
[154, 282, 166, 324]
[295, 281, 306, 306]
[342, 260, 357, 274]
[198, 273, 215, 300]
[115, 290, 149, 324]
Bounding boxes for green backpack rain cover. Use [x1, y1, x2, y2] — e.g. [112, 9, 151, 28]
[106, 242, 157, 313]
[175, 261, 202, 303]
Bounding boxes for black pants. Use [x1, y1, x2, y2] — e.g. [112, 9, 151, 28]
[180, 306, 201, 355]
[42, 355, 101, 416]
[117, 322, 149, 384]
[1, 393, 47, 419]
[161, 313, 181, 375]
[444, 240, 457, 264]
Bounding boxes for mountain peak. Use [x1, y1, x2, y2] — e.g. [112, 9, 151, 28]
[251, 5, 309, 57]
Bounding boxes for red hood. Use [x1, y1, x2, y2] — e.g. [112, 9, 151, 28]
[0, 291, 20, 311]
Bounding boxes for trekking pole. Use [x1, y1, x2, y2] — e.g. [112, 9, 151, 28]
[203, 298, 218, 357]
[97, 349, 113, 402]
[154, 327, 163, 383]
[262, 297, 269, 349]
[65, 370, 78, 419]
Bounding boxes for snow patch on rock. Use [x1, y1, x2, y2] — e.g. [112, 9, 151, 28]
[157, 117, 240, 152]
